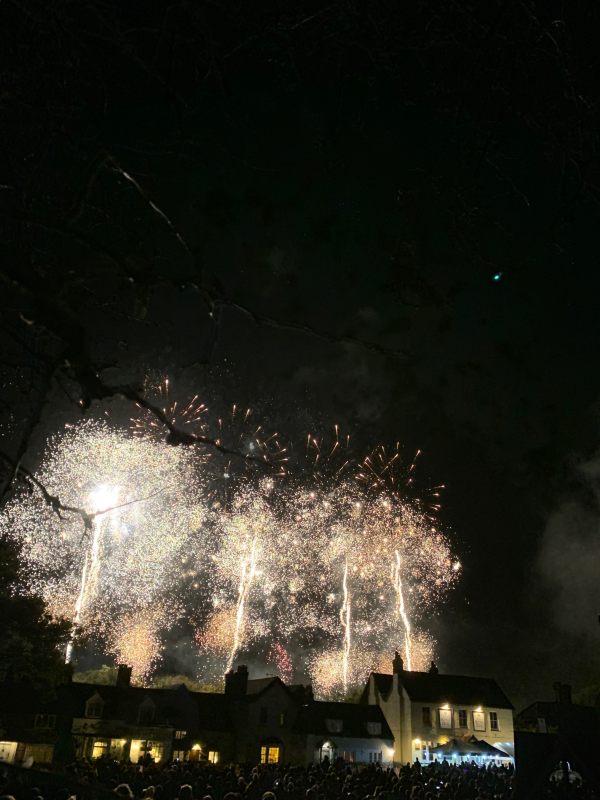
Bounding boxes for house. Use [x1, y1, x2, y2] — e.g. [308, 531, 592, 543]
[224, 666, 393, 766]
[515, 682, 600, 788]
[0, 664, 395, 768]
[0, 665, 235, 767]
[293, 700, 394, 766]
[362, 652, 514, 766]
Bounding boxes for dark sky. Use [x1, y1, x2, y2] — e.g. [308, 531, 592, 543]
[1, 1, 600, 708]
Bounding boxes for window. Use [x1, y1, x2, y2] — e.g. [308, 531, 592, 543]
[34, 714, 56, 730]
[175, 730, 187, 739]
[422, 707, 431, 726]
[92, 740, 108, 759]
[279, 712, 286, 727]
[260, 746, 280, 764]
[473, 711, 486, 732]
[138, 703, 155, 724]
[439, 708, 452, 729]
[259, 706, 268, 724]
[173, 750, 187, 761]
[490, 712, 499, 731]
[325, 718, 343, 733]
[208, 751, 219, 764]
[366, 721, 382, 735]
[458, 710, 467, 728]
[23, 744, 53, 764]
[85, 693, 104, 719]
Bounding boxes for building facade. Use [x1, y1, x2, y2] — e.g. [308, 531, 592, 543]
[0, 665, 392, 769]
[362, 652, 514, 766]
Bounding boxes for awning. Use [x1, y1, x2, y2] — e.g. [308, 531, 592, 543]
[430, 737, 511, 759]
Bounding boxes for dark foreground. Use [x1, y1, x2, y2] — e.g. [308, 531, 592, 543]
[0, 758, 596, 800]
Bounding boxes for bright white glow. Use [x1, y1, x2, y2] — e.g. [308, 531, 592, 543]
[89, 484, 120, 513]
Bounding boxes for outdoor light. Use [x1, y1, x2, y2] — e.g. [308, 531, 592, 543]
[442, 703, 449, 710]
[192, 744, 202, 751]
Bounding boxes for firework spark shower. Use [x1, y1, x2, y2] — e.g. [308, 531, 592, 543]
[1, 412, 461, 693]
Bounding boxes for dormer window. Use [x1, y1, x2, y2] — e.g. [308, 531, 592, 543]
[34, 714, 56, 730]
[85, 693, 104, 719]
[366, 721, 381, 735]
[138, 697, 156, 724]
[325, 719, 343, 733]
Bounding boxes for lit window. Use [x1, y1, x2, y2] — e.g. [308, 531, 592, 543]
[458, 710, 467, 728]
[92, 740, 108, 759]
[34, 714, 56, 730]
[260, 746, 280, 764]
[473, 711, 486, 732]
[325, 719, 343, 733]
[490, 712, 499, 731]
[208, 750, 219, 764]
[175, 730, 187, 740]
[439, 709, 452, 729]
[422, 707, 431, 726]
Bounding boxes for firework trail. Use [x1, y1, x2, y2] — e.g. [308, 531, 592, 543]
[340, 559, 352, 693]
[392, 549, 412, 670]
[226, 535, 258, 672]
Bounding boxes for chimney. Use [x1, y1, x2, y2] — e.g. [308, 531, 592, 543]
[225, 664, 249, 697]
[429, 661, 439, 675]
[392, 651, 404, 675]
[553, 682, 572, 705]
[116, 664, 132, 688]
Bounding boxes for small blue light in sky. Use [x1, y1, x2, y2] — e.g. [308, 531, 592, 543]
[493, 271, 503, 282]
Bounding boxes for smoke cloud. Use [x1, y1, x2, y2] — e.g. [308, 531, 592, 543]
[537, 453, 600, 639]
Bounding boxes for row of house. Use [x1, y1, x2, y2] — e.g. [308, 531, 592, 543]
[0, 654, 515, 769]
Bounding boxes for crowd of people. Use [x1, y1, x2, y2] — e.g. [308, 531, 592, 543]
[1, 757, 516, 800]
[0, 756, 597, 800]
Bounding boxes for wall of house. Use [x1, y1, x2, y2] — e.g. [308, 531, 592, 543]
[233, 682, 299, 763]
[408, 703, 515, 760]
[303, 734, 394, 766]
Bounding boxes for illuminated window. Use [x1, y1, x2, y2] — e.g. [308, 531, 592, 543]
[147, 741, 165, 763]
[260, 746, 280, 764]
[92, 740, 108, 759]
[490, 712, 499, 731]
[208, 750, 219, 764]
[439, 708, 452, 729]
[422, 707, 431, 726]
[473, 711, 486, 732]
[34, 714, 56, 730]
[173, 750, 187, 761]
[458, 710, 467, 728]
[175, 730, 187, 739]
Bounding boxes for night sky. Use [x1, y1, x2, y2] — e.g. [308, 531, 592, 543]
[1, 2, 600, 708]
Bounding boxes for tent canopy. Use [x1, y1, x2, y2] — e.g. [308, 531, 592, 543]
[430, 737, 511, 759]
